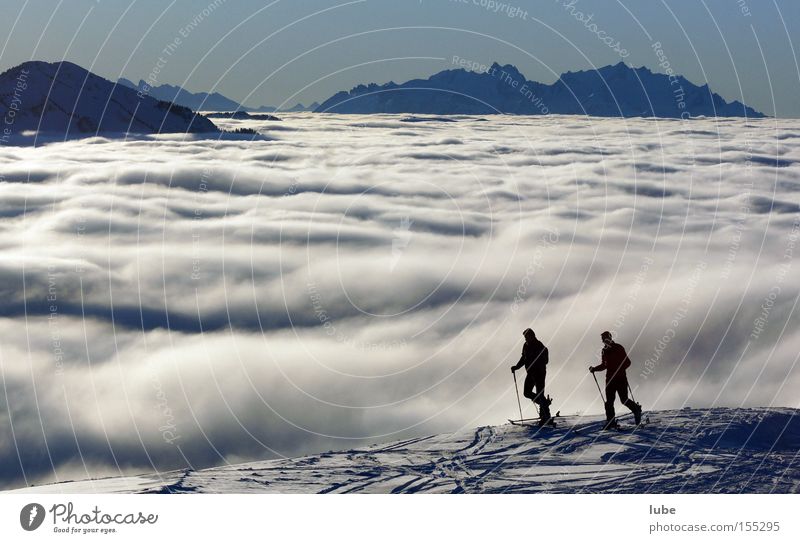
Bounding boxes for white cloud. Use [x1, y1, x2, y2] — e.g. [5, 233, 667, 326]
[0, 114, 798, 489]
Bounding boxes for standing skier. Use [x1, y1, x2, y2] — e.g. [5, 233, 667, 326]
[511, 328, 552, 424]
[590, 331, 642, 429]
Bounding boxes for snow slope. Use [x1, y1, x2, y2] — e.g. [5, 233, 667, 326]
[7, 408, 798, 494]
[0, 61, 219, 136]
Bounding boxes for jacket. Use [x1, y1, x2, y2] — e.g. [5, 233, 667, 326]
[512, 339, 549, 373]
[593, 342, 631, 383]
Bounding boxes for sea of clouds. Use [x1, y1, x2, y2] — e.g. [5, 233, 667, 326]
[0, 114, 798, 490]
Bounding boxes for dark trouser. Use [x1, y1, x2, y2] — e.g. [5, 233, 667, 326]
[605, 378, 638, 421]
[523, 369, 547, 407]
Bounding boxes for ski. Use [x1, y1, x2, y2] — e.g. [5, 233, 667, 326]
[603, 418, 653, 432]
[542, 409, 560, 427]
[509, 410, 560, 428]
[509, 420, 556, 429]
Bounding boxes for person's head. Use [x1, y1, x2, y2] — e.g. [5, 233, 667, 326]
[601, 331, 613, 346]
[523, 328, 536, 342]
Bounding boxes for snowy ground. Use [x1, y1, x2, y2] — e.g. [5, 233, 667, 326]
[7, 408, 798, 493]
[1, 114, 799, 490]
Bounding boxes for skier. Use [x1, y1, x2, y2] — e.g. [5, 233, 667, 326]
[590, 331, 642, 429]
[511, 328, 552, 425]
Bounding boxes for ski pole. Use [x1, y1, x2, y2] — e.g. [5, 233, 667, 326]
[512, 371, 524, 422]
[592, 371, 606, 404]
[627, 382, 637, 404]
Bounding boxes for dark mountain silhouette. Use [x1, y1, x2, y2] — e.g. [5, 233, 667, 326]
[315, 62, 765, 118]
[250, 104, 278, 113]
[0, 61, 219, 135]
[206, 111, 281, 121]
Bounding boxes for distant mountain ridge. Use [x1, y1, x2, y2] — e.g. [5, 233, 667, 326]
[315, 62, 765, 118]
[0, 61, 219, 136]
[280, 101, 320, 113]
[118, 78, 318, 113]
[118, 77, 242, 112]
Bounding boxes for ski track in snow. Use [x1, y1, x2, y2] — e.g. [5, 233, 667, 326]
[7, 408, 799, 494]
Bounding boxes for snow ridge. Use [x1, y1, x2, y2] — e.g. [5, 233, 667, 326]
[8, 408, 798, 494]
[0, 61, 219, 137]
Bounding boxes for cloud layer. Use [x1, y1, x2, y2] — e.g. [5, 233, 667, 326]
[1, 114, 799, 489]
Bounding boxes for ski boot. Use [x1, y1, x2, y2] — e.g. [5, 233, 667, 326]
[538, 396, 555, 427]
[631, 402, 642, 426]
[603, 418, 619, 431]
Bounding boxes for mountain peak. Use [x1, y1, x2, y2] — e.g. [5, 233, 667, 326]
[0, 60, 220, 137]
[316, 61, 765, 118]
[491, 62, 524, 79]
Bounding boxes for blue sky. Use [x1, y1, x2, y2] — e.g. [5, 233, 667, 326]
[1, 0, 798, 116]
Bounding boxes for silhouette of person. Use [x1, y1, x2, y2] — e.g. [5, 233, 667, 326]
[511, 328, 551, 422]
[590, 331, 642, 428]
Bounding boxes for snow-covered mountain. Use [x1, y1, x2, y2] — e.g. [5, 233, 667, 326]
[7, 408, 798, 494]
[0, 61, 219, 135]
[315, 62, 765, 118]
